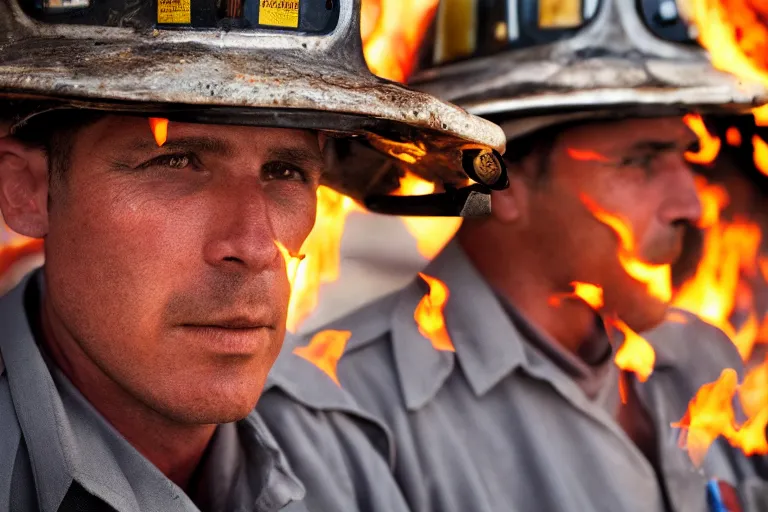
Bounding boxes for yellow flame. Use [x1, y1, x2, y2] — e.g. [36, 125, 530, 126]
[148, 118, 169, 147]
[394, 171, 461, 259]
[286, 186, 363, 333]
[683, 114, 721, 165]
[580, 194, 672, 302]
[612, 318, 656, 383]
[361, 0, 440, 82]
[753, 135, 768, 176]
[414, 272, 455, 352]
[293, 330, 352, 386]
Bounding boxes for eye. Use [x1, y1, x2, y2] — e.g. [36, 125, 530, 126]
[619, 154, 655, 169]
[263, 161, 307, 182]
[140, 153, 195, 170]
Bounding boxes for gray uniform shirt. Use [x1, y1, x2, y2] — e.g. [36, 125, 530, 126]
[290, 240, 768, 512]
[0, 271, 411, 512]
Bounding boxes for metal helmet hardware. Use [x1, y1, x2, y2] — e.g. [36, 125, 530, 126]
[410, 0, 768, 139]
[0, 0, 507, 216]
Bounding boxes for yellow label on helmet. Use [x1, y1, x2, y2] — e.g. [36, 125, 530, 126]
[433, 0, 477, 65]
[259, 0, 300, 28]
[539, 0, 583, 28]
[157, 0, 191, 24]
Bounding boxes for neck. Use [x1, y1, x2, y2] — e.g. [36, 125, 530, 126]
[457, 224, 597, 354]
[39, 294, 214, 490]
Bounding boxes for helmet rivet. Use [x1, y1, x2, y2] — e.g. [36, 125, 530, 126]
[473, 149, 502, 185]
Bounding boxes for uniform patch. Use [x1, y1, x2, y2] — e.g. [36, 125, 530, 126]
[259, 0, 300, 28]
[157, 0, 191, 24]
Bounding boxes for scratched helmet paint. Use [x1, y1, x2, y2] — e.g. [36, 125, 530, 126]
[410, 0, 768, 139]
[0, 0, 507, 215]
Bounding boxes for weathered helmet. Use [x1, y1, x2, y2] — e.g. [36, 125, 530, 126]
[410, 0, 768, 139]
[0, 0, 507, 215]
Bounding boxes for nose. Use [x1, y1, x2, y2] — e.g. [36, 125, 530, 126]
[203, 181, 279, 272]
[656, 155, 703, 226]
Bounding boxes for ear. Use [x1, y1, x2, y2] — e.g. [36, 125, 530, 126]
[0, 137, 49, 238]
[490, 170, 529, 224]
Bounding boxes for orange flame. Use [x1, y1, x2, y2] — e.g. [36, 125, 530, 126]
[580, 194, 672, 302]
[548, 281, 604, 310]
[683, 114, 721, 165]
[414, 272, 455, 352]
[361, 0, 439, 82]
[275, 240, 305, 287]
[0, 236, 44, 278]
[740, 357, 768, 419]
[726, 127, 743, 146]
[148, 118, 169, 147]
[679, 0, 768, 123]
[293, 330, 352, 386]
[673, 368, 768, 466]
[394, 171, 461, 259]
[611, 318, 656, 383]
[566, 148, 612, 163]
[673, 179, 763, 361]
[753, 135, 768, 176]
[286, 186, 363, 333]
[673, 368, 740, 466]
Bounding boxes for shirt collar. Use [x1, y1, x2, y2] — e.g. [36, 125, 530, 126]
[0, 272, 78, 512]
[388, 239, 527, 410]
[0, 270, 304, 512]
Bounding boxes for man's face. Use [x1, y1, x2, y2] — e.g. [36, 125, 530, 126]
[43, 116, 322, 423]
[516, 117, 701, 331]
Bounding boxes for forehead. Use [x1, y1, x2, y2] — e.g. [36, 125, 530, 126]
[76, 115, 321, 155]
[559, 116, 696, 149]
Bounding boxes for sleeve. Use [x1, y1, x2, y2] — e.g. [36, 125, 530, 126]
[256, 389, 412, 512]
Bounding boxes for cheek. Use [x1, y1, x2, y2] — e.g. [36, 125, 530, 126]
[45, 183, 201, 344]
[265, 183, 317, 248]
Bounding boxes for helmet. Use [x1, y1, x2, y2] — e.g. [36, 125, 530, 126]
[0, 0, 507, 215]
[410, 0, 768, 139]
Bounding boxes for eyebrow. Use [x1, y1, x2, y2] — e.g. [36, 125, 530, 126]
[267, 146, 325, 169]
[128, 136, 234, 156]
[629, 140, 681, 153]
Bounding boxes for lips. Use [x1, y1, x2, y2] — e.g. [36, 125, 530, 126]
[178, 317, 275, 355]
[184, 317, 271, 330]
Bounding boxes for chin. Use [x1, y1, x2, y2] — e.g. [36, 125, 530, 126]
[155, 370, 268, 424]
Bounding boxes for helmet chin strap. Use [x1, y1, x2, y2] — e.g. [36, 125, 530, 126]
[365, 183, 494, 218]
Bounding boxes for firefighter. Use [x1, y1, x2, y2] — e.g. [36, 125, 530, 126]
[0, 1, 507, 510]
[287, 0, 768, 510]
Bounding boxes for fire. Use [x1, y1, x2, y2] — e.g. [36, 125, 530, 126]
[293, 329, 352, 386]
[673, 179, 763, 361]
[275, 240, 305, 286]
[752, 135, 768, 176]
[673, 368, 768, 466]
[148, 118, 169, 147]
[283, 172, 458, 333]
[548, 281, 604, 310]
[566, 148, 612, 163]
[726, 127, 743, 146]
[683, 114, 721, 165]
[580, 194, 672, 302]
[673, 368, 740, 467]
[361, 0, 439, 82]
[740, 356, 768, 419]
[414, 272, 455, 352]
[394, 171, 461, 259]
[678, 0, 768, 123]
[611, 318, 656, 383]
[286, 186, 363, 333]
[0, 236, 43, 280]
